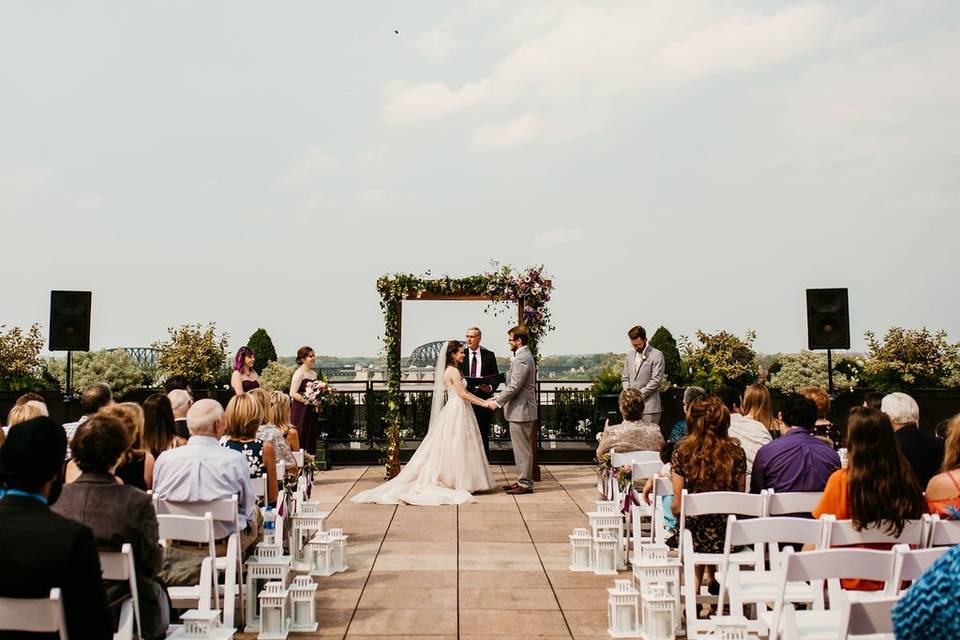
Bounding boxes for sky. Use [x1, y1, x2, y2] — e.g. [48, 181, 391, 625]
[2, 1, 958, 359]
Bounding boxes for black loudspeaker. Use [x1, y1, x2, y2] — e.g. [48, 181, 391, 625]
[49, 291, 92, 352]
[806, 288, 850, 350]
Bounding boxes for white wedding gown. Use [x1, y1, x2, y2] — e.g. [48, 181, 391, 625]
[351, 384, 496, 505]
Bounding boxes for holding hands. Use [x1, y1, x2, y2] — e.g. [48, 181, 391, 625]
[483, 399, 498, 411]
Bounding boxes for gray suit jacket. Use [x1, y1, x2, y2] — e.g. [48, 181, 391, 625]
[621, 345, 665, 414]
[495, 346, 538, 423]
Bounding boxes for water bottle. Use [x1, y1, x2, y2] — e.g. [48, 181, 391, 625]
[264, 505, 276, 544]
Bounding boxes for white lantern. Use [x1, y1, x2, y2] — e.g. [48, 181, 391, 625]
[288, 575, 319, 632]
[244, 542, 291, 633]
[593, 531, 619, 576]
[596, 500, 619, 513]
[328, 527, 349, 573]
[607, 579, 642, 638]
[569, 527, 593, 572]
[631, 542, 680, 626]
[709, 615, 750, 640]
[257, 582, 289, 640]
[589, 510, 626, 570]
[169, 609, 223, 639]
[641, 583, 676, 640]
[289, 509, 328, 572]
[308, 532, 336, 577]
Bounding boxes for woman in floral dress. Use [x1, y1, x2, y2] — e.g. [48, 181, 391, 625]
[221, 393, 277, 506]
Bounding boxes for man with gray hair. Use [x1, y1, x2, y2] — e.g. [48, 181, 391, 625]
[62, 382, 113, 459]
[167, 389, 193, 439]
[152, 399, 259, 586]
[882, 392, 943, 486]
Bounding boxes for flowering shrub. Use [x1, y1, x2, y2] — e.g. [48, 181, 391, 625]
[152, 323, 229, 387]
[0, 324, 56, 391]
[680, 330, 759, 390]
[861, 327, 959, 391]
[45, 349, 144, 397]
[259, 361, 296, 392]
[768, 351, 858, 393]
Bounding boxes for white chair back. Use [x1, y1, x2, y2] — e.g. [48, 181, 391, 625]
[611, 449, 659, 467]
[679, 490, 765, 561]
[838, 592, 899, 638]
[293, 449, 305, 467]
[927, 514, 960, 546]
[251, 474, 268, 502]
[99, 544, 141, 640]
[631, 460, 662, 481]
[276, 461, 286, 480]
[156, 512, 220, 612]
[764, 489, 823, 516]
[0, 588, 68, 639]
[891, 543, 949, 587]
[826, 518, 926, 547]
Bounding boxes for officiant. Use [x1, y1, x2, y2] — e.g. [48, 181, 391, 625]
[460, 327, 500, 456]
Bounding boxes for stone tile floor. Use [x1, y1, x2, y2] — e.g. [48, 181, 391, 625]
[235, 464, 628, 639]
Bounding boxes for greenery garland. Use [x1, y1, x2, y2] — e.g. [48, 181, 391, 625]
[376, 263, 555, 478]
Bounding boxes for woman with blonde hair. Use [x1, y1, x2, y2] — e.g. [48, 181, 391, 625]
[741, 384, 784, 439]
[270, 391, 301, 453]
[251, 388, 297, 476]
[222, 393, 278, 506]
[926, 413, 960, 519]
[6, 400, 48, 427]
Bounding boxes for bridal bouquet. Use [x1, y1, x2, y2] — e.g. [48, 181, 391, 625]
[302, 378, 337, 409]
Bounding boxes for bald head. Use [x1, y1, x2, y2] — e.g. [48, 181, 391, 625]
[168, 389, 193, 419]
[186, 399, 225, 438]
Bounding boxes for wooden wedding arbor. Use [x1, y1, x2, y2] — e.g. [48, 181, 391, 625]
[376, 267, 555, 479]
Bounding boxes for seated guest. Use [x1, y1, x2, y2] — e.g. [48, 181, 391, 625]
[862, 391, 883, 410]
[667, 386, 705, 443]
[67, 403, 155, 491]
[7, 399, 48, 427]
[800, 386, 841, 448]
[596, 388, 665, 460]
[750, 394, 840, 496]
[670, 396, 746, 596]
[0, 417, 113, 640]
[925, 413, 960, 519]
[222, 393, 278, 506]
[892, 542, 960, 640]
[53, 415, 169, 640]
[63, 383, 113, 459]
[152, 399, 258, 586]
[270, 391, 302, 459]
[167, 388, 193, 439]
[143, 393, 185, 459]
[883, 392, 944, 486]
[251, 388, 297, 475]
[813, 407, 925, 590]
[718, 385, 771, 477]
[14, 391, 48, 412]
[740, 383, 784, 440]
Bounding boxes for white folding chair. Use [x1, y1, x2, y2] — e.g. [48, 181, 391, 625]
[154, 497, 242, 627]
[292, 449, 304, 468]
[764, 489, 823, 517]
[926, 513, 960, 546]
[0, 588, 68, 640]
[678, 490, 766, 638]
[627, 460, 663, 547]
[155, 512, 221, 616]
[768, 548, 897, 639]
[251, 474, 268, 503]
[99, 543, 141, 640]
[718, 515, 828, 635]
[611, 449, 660, 467]
[890, 543, 949, 591]
[837, 592, 900, 639]
[825, 518, 926, 548]
[631, 474, 673, 552]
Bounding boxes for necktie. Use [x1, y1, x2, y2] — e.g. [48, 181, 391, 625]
[470, 351, 478, 377]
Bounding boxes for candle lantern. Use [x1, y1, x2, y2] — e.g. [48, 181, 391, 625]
[244, 541, 290, 633]
[631, 542, 680, 626]
[709, 615, 750, 640]
[641, 583, 676, 640]
[257, 582, 289, 640]
[168, 609, 234, 639]
[288, 575, 319, 632]
[607, 579, 642, 638]
[589, 508, 627, 571]
[569, 527, 593, 572]
[307, 531, 336, 577]
[289, 508, 328, 572]
[327, 527, 349, 573]
[593, 531, 619, 576]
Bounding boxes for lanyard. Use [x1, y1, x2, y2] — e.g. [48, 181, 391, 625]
[2, 489, 48, 506]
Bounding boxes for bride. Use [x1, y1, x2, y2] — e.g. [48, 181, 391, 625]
[351, 340, 496, 505]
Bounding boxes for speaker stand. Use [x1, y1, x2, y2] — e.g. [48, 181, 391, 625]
[827, 349, 834, 398]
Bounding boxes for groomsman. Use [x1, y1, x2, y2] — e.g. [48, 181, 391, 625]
[460, 327, 499, 456]
[621, 325, 665, 425]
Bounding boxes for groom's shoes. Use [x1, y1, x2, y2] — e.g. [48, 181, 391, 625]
[502, 483, 520, 491]
[506, 485, 533, 495]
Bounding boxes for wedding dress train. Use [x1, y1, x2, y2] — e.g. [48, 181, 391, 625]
[351, 384, 496, 505]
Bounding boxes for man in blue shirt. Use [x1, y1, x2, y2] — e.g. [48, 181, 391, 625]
[750, 394, 840, 497]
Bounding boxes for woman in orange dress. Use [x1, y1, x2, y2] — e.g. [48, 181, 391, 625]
[926, 414, 960, 520]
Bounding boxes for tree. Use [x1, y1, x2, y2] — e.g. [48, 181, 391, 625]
[861, 327, 959, 391]
[46, 350, 144, 397]
[247, 328, 278, 375]
[650, 326, 683, 385]
[153, 323, 229, 387]
[680, 330, 759, 390]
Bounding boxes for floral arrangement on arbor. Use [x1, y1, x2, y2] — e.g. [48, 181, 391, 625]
[0, 324, 56, 392]
[152, 323, 229, 387]
[375, 263, 555, 478]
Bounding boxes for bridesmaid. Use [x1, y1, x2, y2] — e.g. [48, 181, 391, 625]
[290, 346, 320, 454]
[231, 346, 260, 395]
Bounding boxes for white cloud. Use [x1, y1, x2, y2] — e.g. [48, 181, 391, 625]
[412, 27, 457, 59]
[470, 114, 541, 151]
[359, 188, 386, 203]
[355, 148, 386, 167]
[277, 148, 338, 189]
[533, 227, 584, 248]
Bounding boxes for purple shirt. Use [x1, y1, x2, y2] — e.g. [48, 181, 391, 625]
[750, 427, 840, 495]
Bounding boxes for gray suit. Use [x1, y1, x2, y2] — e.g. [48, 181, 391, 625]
[495, 346, 538, 488]
[621, 344, 665, 424]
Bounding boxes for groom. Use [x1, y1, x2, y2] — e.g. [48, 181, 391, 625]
[486, 325, 537, 495]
